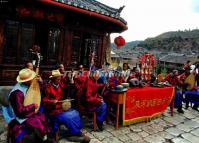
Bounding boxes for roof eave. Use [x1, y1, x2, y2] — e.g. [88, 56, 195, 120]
[39, 0, 128, 32]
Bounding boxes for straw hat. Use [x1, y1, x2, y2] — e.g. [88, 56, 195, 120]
[16, 68, 36, 83]
[49, 70, 63, 78]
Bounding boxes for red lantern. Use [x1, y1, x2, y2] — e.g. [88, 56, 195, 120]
[114, 36, 126, 48]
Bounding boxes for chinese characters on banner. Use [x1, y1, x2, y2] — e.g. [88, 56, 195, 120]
[123, 86, 174, 125]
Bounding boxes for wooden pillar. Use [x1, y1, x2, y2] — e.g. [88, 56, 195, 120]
[104, 33, 112, 64]
[96, 37, 102, 68]
[63, 27, 72, 68]
[100, 34, 106, 67]
[0, 21, 5, 64]
[58, 28, 64, 63]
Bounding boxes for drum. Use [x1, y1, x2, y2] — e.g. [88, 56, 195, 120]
[61, 100, 71, 111]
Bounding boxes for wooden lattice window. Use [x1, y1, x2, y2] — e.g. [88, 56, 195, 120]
[71, 30, 82, 67]
[20, 23, 35, 63]
[3, 20, 18, 63]
[47, 28, 60, 64]
[83, 37, 102, 68]
[3, 20, 35, 64]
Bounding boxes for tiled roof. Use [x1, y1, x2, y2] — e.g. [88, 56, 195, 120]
[54, 0, 127, 25]
[159, 54, 192, 64]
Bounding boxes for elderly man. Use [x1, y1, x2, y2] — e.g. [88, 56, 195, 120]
[25, 61, 34, 70]
[43, 70, 90, 142]
[4, 68, 54, 143]
[81, 70, 107, 131]
[58, 64, 70, 93]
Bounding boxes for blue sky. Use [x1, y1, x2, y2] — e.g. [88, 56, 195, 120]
[99, 0, 199, 42]
[192, 0, 199, 12]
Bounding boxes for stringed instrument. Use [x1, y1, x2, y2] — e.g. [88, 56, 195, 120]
[24, 47, 41, 112]
[185, 73, 196, 90]
[184, 59, 199, 90]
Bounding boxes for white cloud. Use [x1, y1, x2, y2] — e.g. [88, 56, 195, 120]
[99, 0, 199, 42]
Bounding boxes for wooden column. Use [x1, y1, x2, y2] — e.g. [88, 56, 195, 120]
[104, 33, 112, 64]
[63, 27, 72, 68]
[0, 21, 5, 64]
[58, 28, 65, 63]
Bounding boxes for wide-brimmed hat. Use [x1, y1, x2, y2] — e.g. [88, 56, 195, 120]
[49, 70, 63, 78]
[16, 68, 36, 83]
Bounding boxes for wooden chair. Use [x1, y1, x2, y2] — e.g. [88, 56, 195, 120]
[76, 97, 97, 131]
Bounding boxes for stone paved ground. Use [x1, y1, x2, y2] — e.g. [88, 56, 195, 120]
[0, 106, 199, 143]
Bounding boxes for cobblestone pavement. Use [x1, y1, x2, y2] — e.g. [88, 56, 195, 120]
[0, 106, 199, 143]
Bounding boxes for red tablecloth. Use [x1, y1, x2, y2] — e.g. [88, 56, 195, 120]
[123, 86, 174, 125]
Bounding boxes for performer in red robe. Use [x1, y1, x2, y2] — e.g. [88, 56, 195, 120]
[82, 70, 107, 131]
[43, 70, 90, 142]
[165, 70, 185, 113]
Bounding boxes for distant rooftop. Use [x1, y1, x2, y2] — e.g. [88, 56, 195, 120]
[159, 54, 195, 64]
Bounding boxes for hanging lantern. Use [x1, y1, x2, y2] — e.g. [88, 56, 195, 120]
[114, 36, 126, 48]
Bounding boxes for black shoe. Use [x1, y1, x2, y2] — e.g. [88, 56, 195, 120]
[177, 108, 184, 114]
[97, 121, 104, 131]
[66, 135, 84, 142]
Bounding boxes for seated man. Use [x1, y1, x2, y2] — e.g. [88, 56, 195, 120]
[78, 65, 84, 76]
[4, 68, 55, 143]
[81, 70, 107, 131]
[43, 70, 90, 142]
[24, 61, 34, 70]
[58, 63, 70, 96]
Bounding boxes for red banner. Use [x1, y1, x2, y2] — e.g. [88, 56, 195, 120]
[123, 86, 174, 125]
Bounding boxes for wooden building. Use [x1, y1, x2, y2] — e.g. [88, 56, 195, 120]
[0, 0, 127, 85]
[158, 53, 197, 72]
